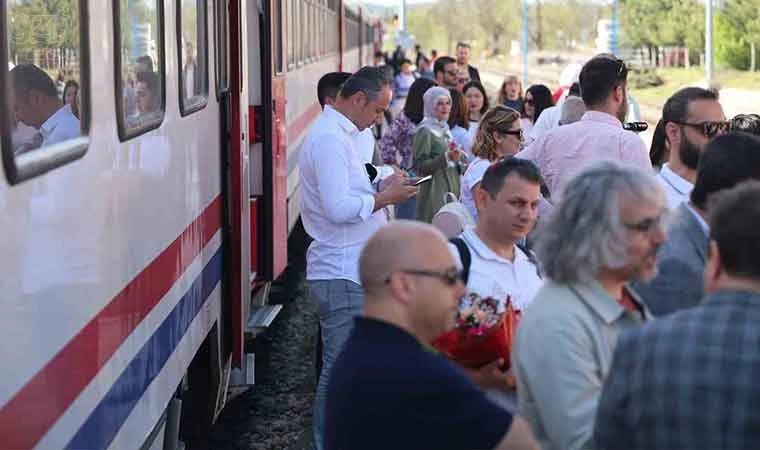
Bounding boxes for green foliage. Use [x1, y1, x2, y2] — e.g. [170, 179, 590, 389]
[620, 0, 704, 49]
[628, 68, 664, 89]
[715, 12, 755, 70]
[406, 0, 605, 54]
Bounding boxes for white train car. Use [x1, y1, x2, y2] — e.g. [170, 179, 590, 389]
[0, 0, 381, 448]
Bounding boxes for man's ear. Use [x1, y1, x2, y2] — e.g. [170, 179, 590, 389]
[703, 239, 723, 294]
[473, 184, 489, 214]
[664, 121, 681, 147]
[325, 96, 336, 107]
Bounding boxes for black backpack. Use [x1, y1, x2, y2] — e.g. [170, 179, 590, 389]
[449, 237, 541, 284]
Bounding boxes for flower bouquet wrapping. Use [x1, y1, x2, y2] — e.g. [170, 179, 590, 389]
[432, 293, 521, 369]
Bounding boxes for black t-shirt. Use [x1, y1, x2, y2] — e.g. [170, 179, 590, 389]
[325, 317, 513, 450]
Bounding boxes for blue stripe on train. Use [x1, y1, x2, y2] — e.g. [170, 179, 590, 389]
[66, 247, 223, 449]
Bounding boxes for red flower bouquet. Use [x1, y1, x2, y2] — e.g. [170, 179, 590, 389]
[432, 293, 521, 369]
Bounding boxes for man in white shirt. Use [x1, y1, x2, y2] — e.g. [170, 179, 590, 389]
[633, 132, 760, 316]
[300, 66, 418, 450]
[317, 71, 394, 180]
[516, 56, 650, 199]
[448, 158, 544, 410]
[658, 87, 728, 209]
[10, 64, 81, 148]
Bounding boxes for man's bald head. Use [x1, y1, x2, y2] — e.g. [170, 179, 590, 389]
[359, 221, 448, 294]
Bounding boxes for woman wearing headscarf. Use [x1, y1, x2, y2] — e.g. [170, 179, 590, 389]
[379, 77, 437, 219]
[413, 86, 464, 223]
[460, 106, 523, 221]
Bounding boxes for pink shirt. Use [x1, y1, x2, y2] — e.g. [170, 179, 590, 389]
[516, 111, 651, 197]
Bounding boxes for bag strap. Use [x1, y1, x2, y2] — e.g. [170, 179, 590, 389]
[516, 242, 542, 279]
[449, 237, 471, 284]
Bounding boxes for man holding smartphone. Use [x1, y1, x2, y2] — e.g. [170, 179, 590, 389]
[300, 67, 418, 450]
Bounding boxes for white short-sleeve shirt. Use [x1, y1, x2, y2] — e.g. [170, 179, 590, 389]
[448, 228, 543, 312]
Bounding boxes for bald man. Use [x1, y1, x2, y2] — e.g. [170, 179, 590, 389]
[324, 221, 538, 450]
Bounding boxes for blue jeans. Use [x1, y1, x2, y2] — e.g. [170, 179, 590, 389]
[309, 279, 364, 450]
[394, 196, 417, 220]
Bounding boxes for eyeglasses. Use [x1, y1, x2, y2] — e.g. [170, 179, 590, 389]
[385, 266, 463, 286]
[445, 69, 459, 77]
[673, 120, 731, 139]
[524, 98, 534, 106]
[499, 129, 524, 140]
[623, 212, 669, 234]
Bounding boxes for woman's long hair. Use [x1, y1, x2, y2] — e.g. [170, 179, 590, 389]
[524, 84, 553, 123]
[650, 119, 669, 168]
[403, 77, 437, 124]
[471, 105, 521, 162]
[447, 88, 469, 129]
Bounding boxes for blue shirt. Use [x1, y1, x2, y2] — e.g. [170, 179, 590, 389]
[325, 317, 513, 450]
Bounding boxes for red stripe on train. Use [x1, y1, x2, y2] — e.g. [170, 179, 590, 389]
[0, 195, 223, 448]
[287, 102, 323, 144]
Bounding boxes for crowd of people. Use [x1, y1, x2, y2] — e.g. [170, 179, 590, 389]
[299, 44, 760, 450]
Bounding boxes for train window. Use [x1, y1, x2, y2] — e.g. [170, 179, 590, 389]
[215, 0, 230, 94]
[286, 0, 294, 70]
[178, 0, 209, 115]
[273, 0, 283, 73]
[2, 0, 90, 185]
[115, 0, 165, 141]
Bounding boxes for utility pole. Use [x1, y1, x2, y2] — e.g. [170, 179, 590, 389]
[705, 0, 714, 84]
[400, 0, 406, 31]
[610, 0, 618, 56]
[522, 0, 529, 88]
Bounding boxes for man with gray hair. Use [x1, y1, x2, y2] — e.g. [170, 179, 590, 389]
[298, 66, 418, 450]
[512, 160, 665, 450]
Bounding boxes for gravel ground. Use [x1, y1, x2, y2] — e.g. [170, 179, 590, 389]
[208, 236, 318, 450]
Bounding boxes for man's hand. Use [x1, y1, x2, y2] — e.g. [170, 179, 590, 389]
[374, 174, 418, 211]
[464, 359, 516, 392]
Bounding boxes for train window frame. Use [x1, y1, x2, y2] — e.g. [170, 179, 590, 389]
[286, 0, 295, 71]
[214, 0, 230, 96]
[1, 0, 92, 185]
[273, 0, 283, 74]
[113, 0, 167, 142]
[177, 0, 210, 117]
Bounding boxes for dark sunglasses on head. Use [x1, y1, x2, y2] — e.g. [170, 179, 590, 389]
[385, 266, 463, 286]
[673, 120, 730, 138]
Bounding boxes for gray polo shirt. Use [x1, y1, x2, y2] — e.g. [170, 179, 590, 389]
[512, 279, 651, 450]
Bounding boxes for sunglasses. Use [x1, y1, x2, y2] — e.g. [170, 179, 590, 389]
[386, 266, 463, 286]
[499, 129, 524, 140]
[673, 120, 730, 139]
[524, 98, 534, 106]
[623, 211, 669, 234]
[445, 69, 459, 77]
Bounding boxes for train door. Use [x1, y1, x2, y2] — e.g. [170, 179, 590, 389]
[224, 0, 250, 368]
[249, 0, 287, 289]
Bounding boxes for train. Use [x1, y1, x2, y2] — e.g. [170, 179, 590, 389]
[0, 0, 381, 448]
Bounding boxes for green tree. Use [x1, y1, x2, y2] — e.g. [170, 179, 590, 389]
[720, 0, 760, 70]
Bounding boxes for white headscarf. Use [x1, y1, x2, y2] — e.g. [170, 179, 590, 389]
[417, 86, 453, 139]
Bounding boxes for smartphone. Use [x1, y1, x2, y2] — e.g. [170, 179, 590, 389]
[412, 175, 433, 186]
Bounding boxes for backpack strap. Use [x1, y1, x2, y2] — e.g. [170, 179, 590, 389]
[516, 242, 542, 279]
[449, 237, 472, 284]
